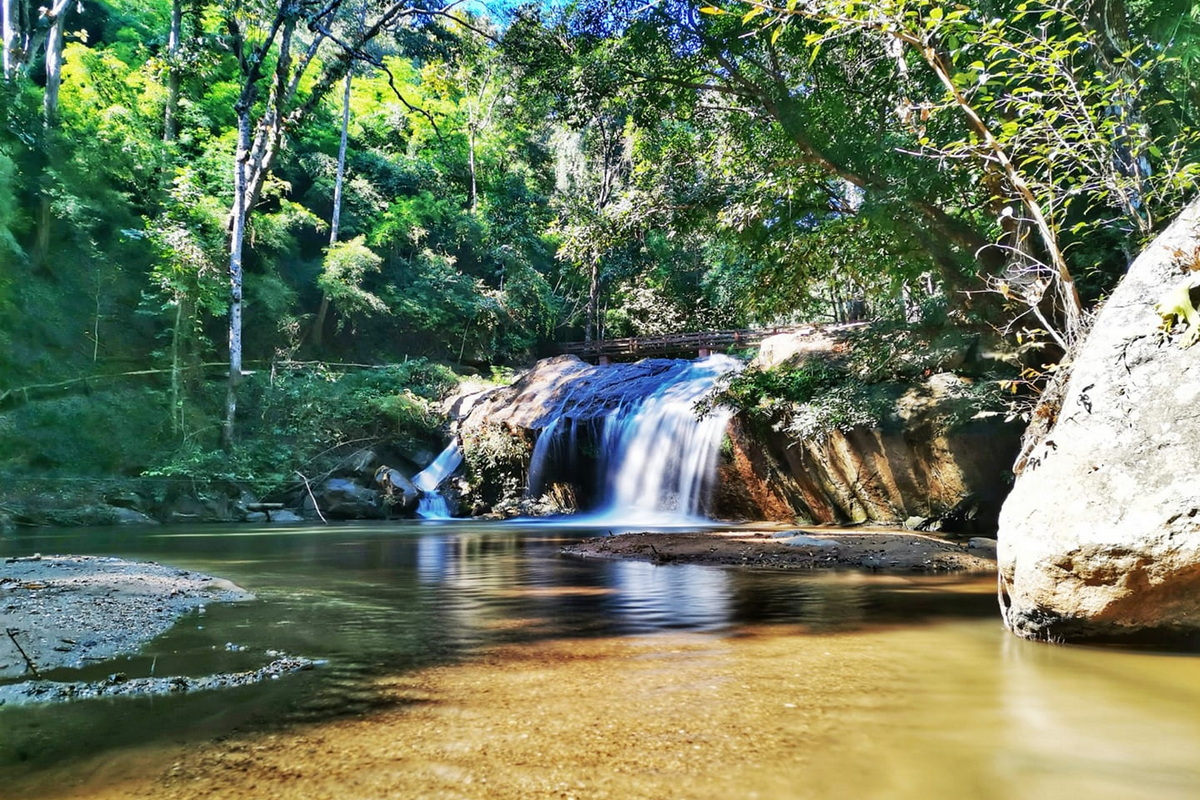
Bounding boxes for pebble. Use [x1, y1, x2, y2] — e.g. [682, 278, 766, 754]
[782, 535, 840, 549]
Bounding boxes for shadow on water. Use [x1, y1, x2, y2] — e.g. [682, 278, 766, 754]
[0, 520, 998, 781]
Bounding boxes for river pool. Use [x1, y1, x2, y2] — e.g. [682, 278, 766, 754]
[1, 521, 1198, 799]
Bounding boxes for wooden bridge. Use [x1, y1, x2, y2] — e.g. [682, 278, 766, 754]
[553, 324, 823, 363]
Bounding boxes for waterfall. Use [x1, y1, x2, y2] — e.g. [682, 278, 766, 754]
[528, 355, 740, 525]
[412, 441, 463, 520]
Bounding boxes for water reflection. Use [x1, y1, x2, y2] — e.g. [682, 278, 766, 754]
[603, 561, 732, 631]
[996, 635, 1200, 799]
[1, 521, 1196, 800]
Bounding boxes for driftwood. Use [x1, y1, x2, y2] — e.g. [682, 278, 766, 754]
[294, 471, 327, 524]
[5, 627, 42, 679]
[246, 502, 286, 521]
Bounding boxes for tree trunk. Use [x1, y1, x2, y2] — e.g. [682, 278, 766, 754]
[222, 6, 301, 447]
[164, 0, 183, 142]
[311, 69, 353, 350]
[467, 123, 478, 213]
[171, 297, 184, 434]
[584, 256, 600, 344]
[42, 1, 65, 125]
[223, 102, 252, 450]
[1, 0, 14, 81]
[330, 71, 351, 245]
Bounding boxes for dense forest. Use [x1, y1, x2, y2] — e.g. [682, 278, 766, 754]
[0, 0, 1197, 512]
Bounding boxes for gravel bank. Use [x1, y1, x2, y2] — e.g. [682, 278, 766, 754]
[1, 554, 254, 681]
[562, 529, 997, 572]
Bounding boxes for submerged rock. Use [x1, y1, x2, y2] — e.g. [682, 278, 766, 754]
[998, 198, 1200, 643]
[0, 656, 317, 707]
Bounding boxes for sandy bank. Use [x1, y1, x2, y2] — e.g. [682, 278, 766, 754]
[1, 554, 254, 682]
[562, 528, 997, 573]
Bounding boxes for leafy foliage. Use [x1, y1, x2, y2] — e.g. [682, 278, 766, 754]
[145, 359, 458, 494]
[0, 0, 1197, 498]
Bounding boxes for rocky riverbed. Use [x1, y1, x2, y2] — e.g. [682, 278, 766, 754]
[562, 528, 998, 572]
[0, 554, 321, 706]
[1, 554, 255, 681]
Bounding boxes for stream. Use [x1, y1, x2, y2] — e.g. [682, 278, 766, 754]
[1, 520, 1199, 799]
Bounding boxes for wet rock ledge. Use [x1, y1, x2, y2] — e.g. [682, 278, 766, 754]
[0, 554, 254, 681]
[562, 530, 997, 573]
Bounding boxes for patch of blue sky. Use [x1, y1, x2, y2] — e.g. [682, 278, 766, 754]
[458, 0, 570, 25]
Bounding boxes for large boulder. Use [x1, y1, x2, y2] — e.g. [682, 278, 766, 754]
[998, 198, 1200, 642]
[373, 466, 420, 513]
[307, 478, 386, 520]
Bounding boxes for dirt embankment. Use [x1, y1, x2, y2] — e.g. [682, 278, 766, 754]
[562, 529, 997, 573]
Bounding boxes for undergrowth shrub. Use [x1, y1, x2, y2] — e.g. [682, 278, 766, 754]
[704, 311, 1014, 442]
[145, 359, 460, 495]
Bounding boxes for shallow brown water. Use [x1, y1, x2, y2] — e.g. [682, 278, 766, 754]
[2, 522, 1198, 799]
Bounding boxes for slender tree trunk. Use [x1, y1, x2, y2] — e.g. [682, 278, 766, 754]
[171, 297, 184, 434]
[164, 0, 183, 142]
[223, 103, 252, 450]
[330, 71, 351, 245]
[31, 0, 70, 269]
[312, 68, 353, 349]
[911, 40, 1083, 345]
[467, 123, 478, 213]
[584, 256, 600, 344]
[42, 2, 65, 125]
[1, 0, 14, 81]
[222, 7, 301, 447]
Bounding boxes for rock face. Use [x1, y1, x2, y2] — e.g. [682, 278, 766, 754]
[457, 356, 733, 516]
[716, 373, 1020, 533]
[455, 349, 1019, 531]
[998, 198, 1200, 642]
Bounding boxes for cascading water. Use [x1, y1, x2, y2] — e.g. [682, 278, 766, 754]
[525, 355, 741, 525]
[595, 356, 739, 523]
[412, 441, 463, 520]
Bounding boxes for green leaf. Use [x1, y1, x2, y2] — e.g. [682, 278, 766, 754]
[742, 5, 767, 24]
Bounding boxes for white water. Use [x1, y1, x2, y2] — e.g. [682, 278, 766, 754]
[412, 441, 463, 520]
[529, 355, 741, 526]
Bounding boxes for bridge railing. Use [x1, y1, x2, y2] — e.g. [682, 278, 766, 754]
[554, 324, 821, 360]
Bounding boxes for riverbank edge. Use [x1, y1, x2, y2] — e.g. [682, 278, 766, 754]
[561, 528, 998, 573]
[1, 554, 255, 683]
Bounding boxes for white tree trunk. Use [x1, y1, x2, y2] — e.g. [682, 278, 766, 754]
[312, 69, 353, 349]
[1, 0, 14, 81]
[164, 0, 183, 142]
[223, 105, 252, 449]
[468, 124, 478, 213]
[42, 0, 67, 125]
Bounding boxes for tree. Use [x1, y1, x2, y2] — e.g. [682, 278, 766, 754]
[565, 1, 992, 312]
[728, 0, 1199, 346]
[219, 0, 456, 447]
